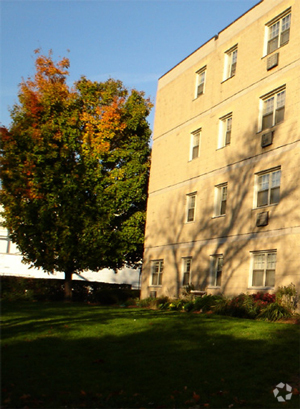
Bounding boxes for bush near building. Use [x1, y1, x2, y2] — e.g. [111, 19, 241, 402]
[136, 284, 298, 322]
[0, 276, 139, 304]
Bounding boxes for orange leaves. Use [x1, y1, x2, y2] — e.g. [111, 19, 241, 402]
[18, 50, 72, 120]
[81, 96, 126, 156]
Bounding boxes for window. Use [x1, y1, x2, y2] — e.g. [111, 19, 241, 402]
[0, 223, 10, 253]
[210, 255, 223, 287]
[251, 251, 276, 287]
[218, 114, 232, 148]
[151, 260, 163, 286]
[195, 66, 206, 98]
[186, 193, 196, 222]
[224, 45, 237, 80]
[214, 184, 227, 216]
[256, 168, 281, 207]
[266, 9, 291, 54]
[190, 129, 201, 160]
[182, 257, 192, 286]
[261, 87, 286, 130]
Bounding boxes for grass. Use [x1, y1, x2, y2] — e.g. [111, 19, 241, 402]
[1, 301, 300, 408]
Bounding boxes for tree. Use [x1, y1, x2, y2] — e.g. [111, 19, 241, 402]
[0, 50, 152, 300]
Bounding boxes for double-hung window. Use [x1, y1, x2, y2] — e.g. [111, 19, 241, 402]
[190, 129, 201, 160]
[218, 114, 232, 148]
[224, 45, 238, 80]
[251, 251, 276, 287]
[0, 223, 10, 253]
[182, 257, 192, 286]
[210, 255, 223, 287]
[186, 193, 196, 222]
[151, 260, 163, 286]
[214, 183, 227, 216]
[195, 66, 206, 98]
[266, 9, 291, 54]
[256, 168, 281, 208]
[261, 87, 286, 130]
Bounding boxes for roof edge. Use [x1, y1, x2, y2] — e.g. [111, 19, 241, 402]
[159, 0, 263, 81]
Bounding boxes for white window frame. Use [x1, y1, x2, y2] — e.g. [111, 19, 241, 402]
[190, 129, 201, 160]
[264, 8, 291, 56]
[210, 255, 223, 287]
[214, 183, 227, 217]
[250, 251, 276, 288]
[186, 192, 196, 223]
[218, 113, 232, 148]
[195, 66, 206, 98]
[223, 45, 237, 81]
[0, 223, 10, 253]
[182, 257, 192, 286]
[254, 167, 281, 208]
[151, 260, 164, 286]
[259, 86, 286, 131]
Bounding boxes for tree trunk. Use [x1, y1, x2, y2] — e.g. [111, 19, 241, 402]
[64, 270, 73, 302]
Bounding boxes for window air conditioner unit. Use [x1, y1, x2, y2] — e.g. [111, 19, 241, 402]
[256, 211, 269, 227]
[150, 291, 157, 298]
[267, 53, 279, 71]
[261, 131, 274, 148]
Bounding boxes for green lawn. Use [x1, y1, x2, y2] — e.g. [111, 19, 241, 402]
[1, 302, 299, 408]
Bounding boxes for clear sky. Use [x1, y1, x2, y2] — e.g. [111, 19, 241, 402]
[1, 0, 259, 132]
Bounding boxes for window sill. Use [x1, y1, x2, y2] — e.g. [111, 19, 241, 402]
[193, 94, 204, 101]
[261, 41, 289, 59]
[247, 287, 275, 291]
[207, 286, 221, 290]
[256, 121, 283, 135]
[212, 214, 226, 219]
[216, 145, 230, 151]
[149, 285, 162, 288]
[252, 203, 278, 211]
[221, 75, 235, 84]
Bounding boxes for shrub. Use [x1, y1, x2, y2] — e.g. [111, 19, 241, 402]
[275, 283, 298, 312]
[193, 294, 223, 312]
[183, 301, 195, 312]
[258, 302, 293, 321]
[214, 294, 260, 319]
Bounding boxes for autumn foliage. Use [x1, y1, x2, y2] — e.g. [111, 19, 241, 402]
[0, 50, 152, 299]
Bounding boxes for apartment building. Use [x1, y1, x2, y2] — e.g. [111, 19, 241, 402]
[141, 0, 300, 299]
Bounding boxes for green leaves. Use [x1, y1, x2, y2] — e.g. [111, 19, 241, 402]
[0, 51, 152, 294]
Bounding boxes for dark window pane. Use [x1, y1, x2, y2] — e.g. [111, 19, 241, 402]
[270, 186, 280, 204]
[275, 107, 285, 124]
[187, 208, 195, 222]
[158, 273, 162, 285]
[225, 130, 231, 145]
[192, 145, 199, 159]
[230, 62, 236, 77]
[220, 200, 226, 215]
[252, 270, 264, 286]
[268, 36, 278, 53]
[257, 190, 268, 207]
[183, 272, 190, 286]
[152, 273, 158, 285]
[197, 83, 204, 96]
[266, 270, 275, 286]
[280, 28, 290, 46]
[262, 113, 273, 130]
[216, 270, 222, 286]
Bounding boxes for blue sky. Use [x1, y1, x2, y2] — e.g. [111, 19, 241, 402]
[1, 0, 259, 131]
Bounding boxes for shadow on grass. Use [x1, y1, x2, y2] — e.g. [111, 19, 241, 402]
[1, 302, 300, 408]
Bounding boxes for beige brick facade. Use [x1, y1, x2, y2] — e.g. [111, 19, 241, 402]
[141, 0, 300, 299]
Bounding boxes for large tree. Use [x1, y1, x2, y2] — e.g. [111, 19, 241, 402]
[0, 51, 152, 300]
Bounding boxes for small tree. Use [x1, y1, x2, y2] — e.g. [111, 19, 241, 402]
[0, 50, 152, 300]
